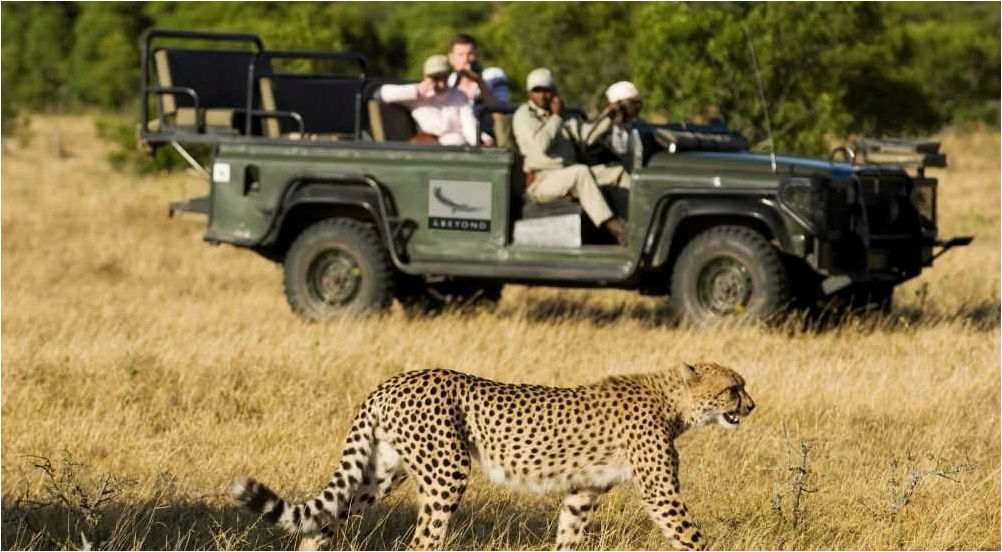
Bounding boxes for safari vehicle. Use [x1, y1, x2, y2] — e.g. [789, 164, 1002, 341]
[141, 29, 972, 323]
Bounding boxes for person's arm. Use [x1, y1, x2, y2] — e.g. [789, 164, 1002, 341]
[376, 83, 420, 104]
[456, 68, 498, 107]
[580, 108, 615, 146]
[478, 81, 499, 107]
[459, 103, 479, 146]
[513, 106, 563, 156]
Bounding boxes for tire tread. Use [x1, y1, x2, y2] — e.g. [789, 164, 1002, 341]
[670, 225, 791, 323]
[283, 218, 393, 320]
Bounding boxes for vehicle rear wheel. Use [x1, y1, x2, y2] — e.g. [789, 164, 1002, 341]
[283, 219, 392, 320]
[670, 226, 791, 323]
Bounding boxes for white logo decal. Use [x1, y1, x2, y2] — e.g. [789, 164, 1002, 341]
[212, 163, 231, 183]
[428, 180, 492, 232]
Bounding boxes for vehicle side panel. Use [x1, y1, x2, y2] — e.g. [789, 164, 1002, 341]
[207, 142, 513, 262]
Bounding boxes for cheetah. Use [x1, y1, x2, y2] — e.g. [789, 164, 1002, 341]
[230, 362, 755, 550]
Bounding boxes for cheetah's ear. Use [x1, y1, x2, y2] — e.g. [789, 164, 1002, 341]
[677, 362, 699, 384]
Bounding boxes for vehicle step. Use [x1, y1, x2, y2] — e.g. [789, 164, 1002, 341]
[169, 195, 211, 217]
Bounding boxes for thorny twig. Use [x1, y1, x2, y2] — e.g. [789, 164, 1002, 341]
[22, 453, 133, 550]
[886, 454, 976, 519]
[763, 423, 819, 528]
[788, 440, 819, 527]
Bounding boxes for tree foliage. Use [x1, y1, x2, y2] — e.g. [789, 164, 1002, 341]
[1, 1, 998, 154]
[2, 2, 75, 110]
[632, 3, 950, 153]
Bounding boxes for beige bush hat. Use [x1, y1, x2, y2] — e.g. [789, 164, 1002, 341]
[423, 55, 451, 77]
[606, 81, 640, 103]
[526, 68, 556, 91]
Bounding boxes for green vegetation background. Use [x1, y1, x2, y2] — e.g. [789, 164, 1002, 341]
[2, 1, 999, 154]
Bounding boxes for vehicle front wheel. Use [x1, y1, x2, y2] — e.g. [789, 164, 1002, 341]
[670, 226, 791, 324]
[283, 219, 393, 320]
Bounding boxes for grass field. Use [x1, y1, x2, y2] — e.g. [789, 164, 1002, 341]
[1, 115, 999, 550]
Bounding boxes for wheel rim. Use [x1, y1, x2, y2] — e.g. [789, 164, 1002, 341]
[308, 249, 362, 306]
[696, 257, 754, 315]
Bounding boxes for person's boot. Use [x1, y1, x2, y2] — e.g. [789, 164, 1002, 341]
[603, 216, 627, 245]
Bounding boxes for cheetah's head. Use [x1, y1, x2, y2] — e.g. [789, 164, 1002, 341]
[678, 362, 755, 430]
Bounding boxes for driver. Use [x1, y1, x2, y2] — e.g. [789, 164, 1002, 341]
[512, 68, 630, 245]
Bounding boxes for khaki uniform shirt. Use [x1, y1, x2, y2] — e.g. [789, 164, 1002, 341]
[513, 101, 612, 172]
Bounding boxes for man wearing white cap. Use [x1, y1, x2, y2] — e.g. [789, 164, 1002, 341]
[512, 68, 630, 244]
[376, 54, 482, 146]
[602, 80, 643, 158]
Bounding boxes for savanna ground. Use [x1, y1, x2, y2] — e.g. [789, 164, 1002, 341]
[1, 115, 999, 550]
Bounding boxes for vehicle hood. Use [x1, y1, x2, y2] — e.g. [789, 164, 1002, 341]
[647, 150, 905, 179]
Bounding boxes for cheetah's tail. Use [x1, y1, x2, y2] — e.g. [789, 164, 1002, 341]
[230, 401, 380, 536]
[229, 478, 310, 532]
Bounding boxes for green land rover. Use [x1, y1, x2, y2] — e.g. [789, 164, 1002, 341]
[140, 29, 971, 323]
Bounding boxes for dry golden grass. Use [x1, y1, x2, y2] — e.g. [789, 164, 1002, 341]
[1, 115, 999, 550]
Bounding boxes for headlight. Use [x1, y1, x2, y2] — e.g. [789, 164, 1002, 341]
[911, 180, 936, 226]
[778, 176, 829, 233]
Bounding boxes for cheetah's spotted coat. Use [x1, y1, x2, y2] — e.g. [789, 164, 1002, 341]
[231, 362, 755, 550]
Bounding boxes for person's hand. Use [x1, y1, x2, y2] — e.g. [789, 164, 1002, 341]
[549, 95, 563, 115]
[459, 68, 483, 84]
[601, 103, 617, 121]
[417, 77, 436, 97]
[607, 101, 629, 123]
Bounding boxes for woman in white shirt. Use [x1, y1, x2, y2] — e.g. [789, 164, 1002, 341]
[376, 55, 482, 146]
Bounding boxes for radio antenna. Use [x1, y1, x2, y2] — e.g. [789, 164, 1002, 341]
[744, 26, 777, 173]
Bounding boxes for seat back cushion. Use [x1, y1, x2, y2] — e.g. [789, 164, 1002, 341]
[155, 49, 266, 109]
[264, 76, 363, 136]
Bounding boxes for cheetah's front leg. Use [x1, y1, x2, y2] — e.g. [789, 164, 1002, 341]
[632, 443, 706, 550]
[554, 486, 608, 550]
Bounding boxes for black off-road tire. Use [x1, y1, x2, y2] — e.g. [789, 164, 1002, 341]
[283, 219, 393, 320]
[670, 226, 792, 324]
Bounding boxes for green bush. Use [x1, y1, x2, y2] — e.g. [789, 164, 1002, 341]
[95, 115, 210, 175]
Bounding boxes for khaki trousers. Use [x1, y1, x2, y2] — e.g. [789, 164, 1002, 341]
[528, 164, 631, 226]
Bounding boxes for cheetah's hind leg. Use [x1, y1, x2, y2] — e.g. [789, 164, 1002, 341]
[330, 438, 409, 545]
[555, 486, 608, 550]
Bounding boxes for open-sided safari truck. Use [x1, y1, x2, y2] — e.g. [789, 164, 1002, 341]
[141, 29, 972, 323]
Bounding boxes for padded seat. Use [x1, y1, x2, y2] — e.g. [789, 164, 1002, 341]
[258, 74, 363, 140]
[151, 48, 266, 133]
[491, 112, 514, 148]
[519, 184, 629, 220]
[515, 186, 629, 246]
[363, 79, 419, 142]
[144, 109, 237, 133]
[367, 100, 418, 142]
[520, 196, 583, 219]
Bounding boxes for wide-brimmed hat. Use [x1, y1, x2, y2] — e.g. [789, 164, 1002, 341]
[526, 68, 556, 91]
[423, 55, 451, 78]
